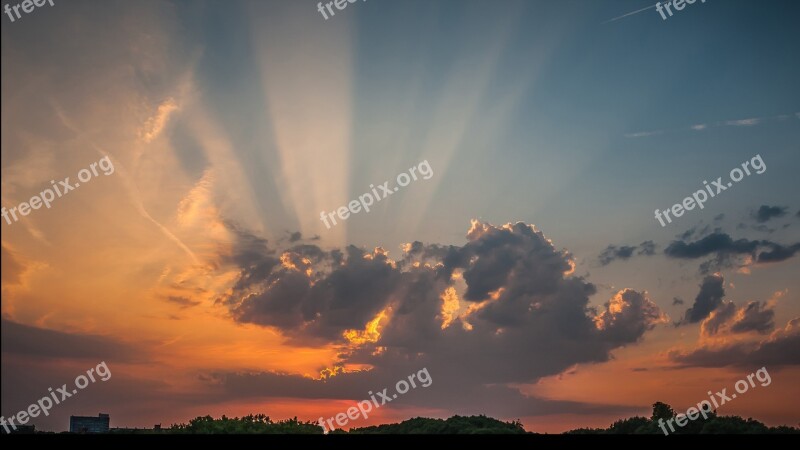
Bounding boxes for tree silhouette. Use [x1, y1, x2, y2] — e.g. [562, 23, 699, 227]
[651, 402, 675, 421]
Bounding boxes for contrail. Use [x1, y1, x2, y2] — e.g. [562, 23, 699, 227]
[603, 3, 659, 24]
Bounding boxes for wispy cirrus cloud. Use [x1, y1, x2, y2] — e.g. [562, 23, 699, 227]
[602, 3, 659, 24]
[724, 118, 761, 127]
[625, 113, 796, 138]
[624, 130, 663, 139]
[140, 98, 179, 144]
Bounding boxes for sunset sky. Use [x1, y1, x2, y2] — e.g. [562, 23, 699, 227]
[2, 0, 799, 433]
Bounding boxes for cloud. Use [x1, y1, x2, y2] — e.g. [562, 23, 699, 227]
[0, 244, 36, 317]
[625, 114, 790, 139]
[639, 241, 656, 255]
[700, 301, 736, 336]
[725, 118, 761, 126]
[1, 243, 26, 287]
[757, 243, 800, 263]
[594, 289, 668, 345]
[207, 368, 637, 418]
[665, 232, 760, 274]
[670, 318, 800, 368]
[140, 98, 179, 143]
[750, 224, 777, 234]
[664, 232, 800, 273]
[1, 357, 175, 432]
[598, 241, 656, 266]
[216, 221, 666, 414]
[683, 274, 726, 324]
[0, 318, 140, 362]
[686, 272, 779, 336]
[730, 301, 776, 334]
[700, 300, 775, 337]
[223, 243, 402, 344]
[166, 295, 201, 309]
[624, 130, 663, 138]
[599, 246, 636, 265]
[752, 205, 788, 223]
[665, 233, 760, 259]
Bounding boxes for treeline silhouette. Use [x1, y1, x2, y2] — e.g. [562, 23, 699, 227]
[566, 402, 799, 434]
[159, 414, 525, 434]
[114, 402, 799, 434]
[344, 416, 527, 434]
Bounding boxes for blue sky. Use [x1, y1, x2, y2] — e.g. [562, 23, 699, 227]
[139, 0, 800, 250]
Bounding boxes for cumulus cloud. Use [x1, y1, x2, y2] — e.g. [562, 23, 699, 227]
[222, 243, 402, 344]
[594, 289, 668, 345]
[215, 221, 666, 412]
[700, 300, 775, 337]
[678, 270, 779, 338]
